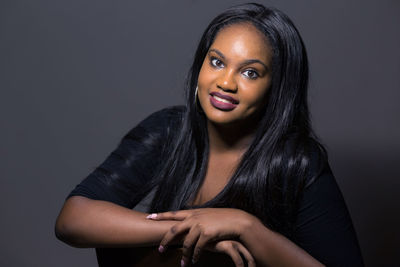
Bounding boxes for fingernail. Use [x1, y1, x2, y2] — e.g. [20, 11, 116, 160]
[181, 259, 185, 267]
[158, 245, 164, 253]
[146, 213, 157, 219]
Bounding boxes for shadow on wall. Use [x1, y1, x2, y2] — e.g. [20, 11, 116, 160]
[331, 147, 400, 267]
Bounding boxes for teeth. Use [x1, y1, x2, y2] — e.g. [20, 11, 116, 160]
[213, 95, 233, 104]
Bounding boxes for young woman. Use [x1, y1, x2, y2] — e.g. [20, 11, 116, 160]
[55, 3, 364, 266]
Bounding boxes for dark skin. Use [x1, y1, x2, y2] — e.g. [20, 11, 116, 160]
[149, 23, 324, 267]
[55, 23, 325, 267]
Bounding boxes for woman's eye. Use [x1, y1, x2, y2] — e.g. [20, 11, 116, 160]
[211, 58, 224, 68]
[243, 70, 259, 79]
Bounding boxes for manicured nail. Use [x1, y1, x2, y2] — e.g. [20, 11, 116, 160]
[158, 245, 165, 253]
[146, 213, 157, 219]
[181, 258, 185, 267]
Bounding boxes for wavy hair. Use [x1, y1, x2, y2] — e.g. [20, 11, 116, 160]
[149, 3, 327, 238]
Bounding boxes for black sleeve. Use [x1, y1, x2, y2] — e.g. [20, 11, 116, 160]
[294, 160, 365, 266]
[67, 106, 184, 209]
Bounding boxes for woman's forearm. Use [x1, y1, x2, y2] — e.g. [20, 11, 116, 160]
[55, 196, 175, 248]
[239, 217, 324, 267]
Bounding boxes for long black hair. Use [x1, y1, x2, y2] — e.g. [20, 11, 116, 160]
[149, 3, 327, 238]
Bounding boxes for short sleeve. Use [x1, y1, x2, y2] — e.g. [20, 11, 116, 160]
[294, 160, 364, 266]
[67, 106, 184, 209]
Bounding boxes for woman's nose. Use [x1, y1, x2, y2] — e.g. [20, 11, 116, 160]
[216, 69, 237, 92]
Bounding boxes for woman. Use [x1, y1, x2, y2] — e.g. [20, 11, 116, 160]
[55, 3, 364, 266]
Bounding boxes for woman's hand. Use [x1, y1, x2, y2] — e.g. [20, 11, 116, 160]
[208, 240, 255, 267]
[146, 208, 257, 266]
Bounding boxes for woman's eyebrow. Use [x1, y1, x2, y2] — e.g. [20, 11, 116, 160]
[208, 48, 225, 60]
[208, 48, 269, 71]
[240, 59, 269, 72]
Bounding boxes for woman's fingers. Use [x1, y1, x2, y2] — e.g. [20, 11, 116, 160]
[235, 242, 256, 267]
[159, 221, 189, 252]
[180, 226, 201, 266]
[218, 242, 245, 267]
[146, 210, 188, 221]
[214, 241, 255, 267]
[192, 231, 216, 263]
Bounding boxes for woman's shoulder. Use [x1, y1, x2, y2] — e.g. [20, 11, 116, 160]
[282, 133, 329, 187]
[304, 137, 329, 186]
[124, 105, 186, 138]
[138, 105, 186, 126]
[151, 105, 187, 118]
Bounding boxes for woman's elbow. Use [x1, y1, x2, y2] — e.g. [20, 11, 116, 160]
[55, 219, 76, 248]
[54, 197, 90, 248]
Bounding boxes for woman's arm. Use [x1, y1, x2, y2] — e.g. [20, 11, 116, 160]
[152, 167, 364, 266]
[239, 167, 364, 267]
[55, 196, 176, 248]
[151, 208, 323, 267]
[238, 216, 323, 267]
[55, 107, 185, 248]
[56, 197, 255, 267]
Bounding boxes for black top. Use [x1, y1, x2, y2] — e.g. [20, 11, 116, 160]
[68, 106, 364, 267]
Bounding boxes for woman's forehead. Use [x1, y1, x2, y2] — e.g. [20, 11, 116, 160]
[210, 23, 272, 65]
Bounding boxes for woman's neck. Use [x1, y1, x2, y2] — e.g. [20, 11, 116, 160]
[207, 120, 258, 154]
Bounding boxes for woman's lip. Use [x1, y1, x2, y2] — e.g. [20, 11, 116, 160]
[209, 94, 238, 111]
[210, 92, 239, 104]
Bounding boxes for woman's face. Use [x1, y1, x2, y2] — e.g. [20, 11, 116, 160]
[197, 23, 272, 127]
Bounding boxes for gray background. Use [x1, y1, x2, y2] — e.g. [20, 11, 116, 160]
[1, 0, 399, 266]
